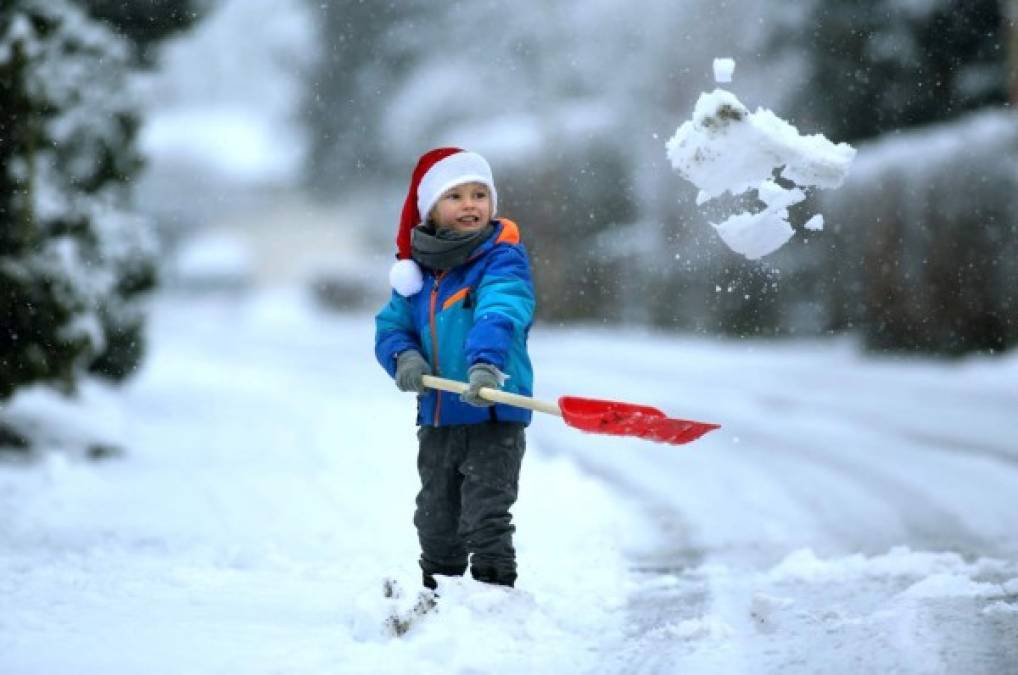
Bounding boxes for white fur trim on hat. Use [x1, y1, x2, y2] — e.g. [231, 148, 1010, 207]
[389, 258, 424, 297]
[416, 151, 498, 223]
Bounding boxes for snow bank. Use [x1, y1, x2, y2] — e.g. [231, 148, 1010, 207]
[899, 573, 1006, 600]
[983, 601, 1018, 617]
[763, 547, 1017, 616]
[665, 61, 855, 259]
[767, 547, 1010, 584]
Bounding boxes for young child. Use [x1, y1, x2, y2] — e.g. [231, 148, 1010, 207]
[374, 147, 535, 590]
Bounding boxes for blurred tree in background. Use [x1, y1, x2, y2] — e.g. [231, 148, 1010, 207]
[0, 0, 202, 412]
[80, 0, 204, 65]
[302, 0, 431, 196]
[817, 109, 1018, 355]
[775, 0, 1007, 143]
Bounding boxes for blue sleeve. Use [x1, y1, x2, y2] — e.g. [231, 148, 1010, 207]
[374, 291, 421, 378]
[466, 244, 535, 370]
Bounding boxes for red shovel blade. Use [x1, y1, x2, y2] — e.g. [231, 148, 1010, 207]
[558, 396, 720, 445]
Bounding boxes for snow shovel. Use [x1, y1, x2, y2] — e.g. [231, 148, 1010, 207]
[421, 375, 720, 446]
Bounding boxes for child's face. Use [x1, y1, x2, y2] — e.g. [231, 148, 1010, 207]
[430, 182, 492, 233]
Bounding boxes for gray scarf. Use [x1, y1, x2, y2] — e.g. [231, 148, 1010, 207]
[411, 222, 495, 271]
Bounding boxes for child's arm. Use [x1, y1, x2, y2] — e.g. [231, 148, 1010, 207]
[375, 291, 423, 378]
[465, 245, 536, 370]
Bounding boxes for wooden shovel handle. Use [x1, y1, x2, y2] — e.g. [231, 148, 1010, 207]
[421, 375, 562, 417]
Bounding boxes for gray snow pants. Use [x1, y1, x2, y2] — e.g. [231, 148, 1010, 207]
[414, 421, 526, 587]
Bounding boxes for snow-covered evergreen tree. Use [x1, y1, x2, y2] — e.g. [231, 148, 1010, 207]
[0, 0, 157, 401]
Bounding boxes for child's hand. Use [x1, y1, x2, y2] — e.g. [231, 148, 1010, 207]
[395, 351, 431, 394]
[461, 364, 502, 407]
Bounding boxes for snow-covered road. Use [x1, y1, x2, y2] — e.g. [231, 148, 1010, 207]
[531, 329, 1018, 673]
[2, 291, 1016, 674]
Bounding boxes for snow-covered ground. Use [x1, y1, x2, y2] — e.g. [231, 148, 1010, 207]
[2, 290, 1017, 674]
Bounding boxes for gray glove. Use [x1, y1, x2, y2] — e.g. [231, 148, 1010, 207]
[461, 363, 502, 407]
[395, 350, 431, 394]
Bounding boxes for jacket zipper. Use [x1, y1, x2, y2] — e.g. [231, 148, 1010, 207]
[429, 271, 446, 425]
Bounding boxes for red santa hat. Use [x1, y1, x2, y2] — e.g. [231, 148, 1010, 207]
[389, 147, 498, 296]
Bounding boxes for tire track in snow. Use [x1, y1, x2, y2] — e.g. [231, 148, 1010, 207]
[749, 389, 1018, 469]
[539, 350, 1014, 558]
[731, 421, 990, 555]
[530, 432, 715, 674]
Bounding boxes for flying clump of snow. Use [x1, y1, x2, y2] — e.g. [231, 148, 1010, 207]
[666, 59, 856, 260]
[713, 57, 735, 83]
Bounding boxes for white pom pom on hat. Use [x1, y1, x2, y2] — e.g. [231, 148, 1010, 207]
[389, 147, 498, 296]
[389, 258, 424, 297]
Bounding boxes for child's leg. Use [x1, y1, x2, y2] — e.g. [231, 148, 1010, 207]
[457, 422, 526, 587]
[415, 425, 468, 588]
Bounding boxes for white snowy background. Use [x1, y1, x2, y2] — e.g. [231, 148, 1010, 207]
[2, 0, 1017, 674]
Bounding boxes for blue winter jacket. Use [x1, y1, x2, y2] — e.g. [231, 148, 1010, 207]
[374, 218, 535, 427]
